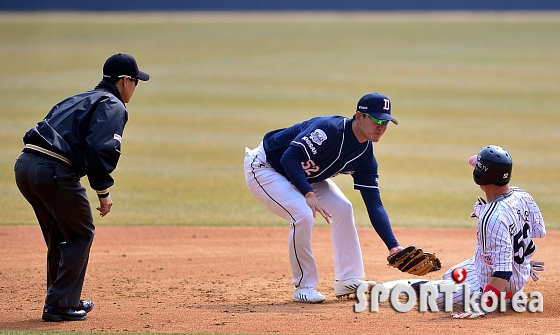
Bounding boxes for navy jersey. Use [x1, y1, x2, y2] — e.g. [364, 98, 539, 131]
[262, 115, 398, 249]
[263, 116, 378, 193]
[22, 80, 127, 194]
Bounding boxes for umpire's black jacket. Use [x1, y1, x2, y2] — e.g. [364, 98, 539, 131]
[22, 80, 128, 197]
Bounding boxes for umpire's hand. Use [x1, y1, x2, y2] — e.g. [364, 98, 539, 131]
[97, 195, 113, 217]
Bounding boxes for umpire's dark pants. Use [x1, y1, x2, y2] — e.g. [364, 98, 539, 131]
[14, 151, 95, 308]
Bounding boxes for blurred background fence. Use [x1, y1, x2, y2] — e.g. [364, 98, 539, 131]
[2, 0, 560, 11]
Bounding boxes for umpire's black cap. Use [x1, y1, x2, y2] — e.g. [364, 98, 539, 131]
[103, 53, 150, 81]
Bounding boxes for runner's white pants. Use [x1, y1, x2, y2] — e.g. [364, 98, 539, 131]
[432, 257, 481, 309]
[244, 143, 364, 288]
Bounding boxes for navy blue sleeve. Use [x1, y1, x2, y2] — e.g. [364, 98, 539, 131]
[492, 271, 512, 280]
[86, 97, 127, 195]
[280, 146, 313, 195]
[360, 188, 399, 250]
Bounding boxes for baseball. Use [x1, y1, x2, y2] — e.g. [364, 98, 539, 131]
[468, 155, 477, 167]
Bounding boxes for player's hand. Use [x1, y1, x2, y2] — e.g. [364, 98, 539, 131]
[389, 246, 404, 256]
[97, 195, 113, 217]
[470, 196, 487, 218]
[530, 260, 544, 281]
[304, 192, 332, 224]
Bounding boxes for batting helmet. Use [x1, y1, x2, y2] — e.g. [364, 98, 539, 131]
[473, 145, 512, 186]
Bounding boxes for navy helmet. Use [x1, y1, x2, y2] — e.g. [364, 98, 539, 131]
[473, 145, 512, 186]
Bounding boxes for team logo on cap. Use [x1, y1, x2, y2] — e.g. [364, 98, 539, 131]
[310, 129, 327, 145]
[383, 99, 390, 110]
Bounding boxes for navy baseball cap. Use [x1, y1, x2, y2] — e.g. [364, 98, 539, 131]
[356, 92, 398, 125]
[103, 53, 150, 81]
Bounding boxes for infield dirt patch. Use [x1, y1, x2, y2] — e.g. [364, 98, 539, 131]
[0, 226, 558, 334]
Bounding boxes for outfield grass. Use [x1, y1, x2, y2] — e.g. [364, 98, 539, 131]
[1, 11, 559, 228]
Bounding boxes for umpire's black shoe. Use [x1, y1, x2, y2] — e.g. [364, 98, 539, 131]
[42, 305, 87, 322]
[78, 300, 94, 313]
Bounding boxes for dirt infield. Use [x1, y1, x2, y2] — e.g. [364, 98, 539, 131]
[0, 226, 558, 334]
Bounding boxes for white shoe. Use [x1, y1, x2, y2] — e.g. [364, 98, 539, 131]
[334, 278, 376, 297]
[292, 286, 326, 303]
[452, 310, 486, 319]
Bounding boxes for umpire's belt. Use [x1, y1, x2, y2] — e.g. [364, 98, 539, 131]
[23, 144, 73, 166]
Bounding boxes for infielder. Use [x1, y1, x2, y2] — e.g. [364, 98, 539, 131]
[412, 145, 546, 318]
[244, 92, 405, 303]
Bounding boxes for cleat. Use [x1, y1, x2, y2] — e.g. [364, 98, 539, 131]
[334, 278, 376, 297]
[452, 310, 486, 319]
[410, 280, 429, 295]
[78, 300, 94, 313]
[42, 305, 87, 322]
[293, 286, 326, 303]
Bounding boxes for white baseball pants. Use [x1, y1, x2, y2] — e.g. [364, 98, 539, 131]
[244, 143, 365, 288]
[432, 257, 481, 309]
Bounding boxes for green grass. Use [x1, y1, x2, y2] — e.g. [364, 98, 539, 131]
[1, 11, 560, 228]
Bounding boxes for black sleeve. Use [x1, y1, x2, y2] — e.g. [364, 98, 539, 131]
[86, 98, 128, 196]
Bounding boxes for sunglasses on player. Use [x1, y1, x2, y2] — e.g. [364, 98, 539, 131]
[362, 113, 390, 126]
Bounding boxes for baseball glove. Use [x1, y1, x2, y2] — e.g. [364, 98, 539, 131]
[387, 246, 442, 276]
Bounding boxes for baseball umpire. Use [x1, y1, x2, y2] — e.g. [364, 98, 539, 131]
[14, 53, 149, 321]
[244, 93, 408, 303]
